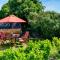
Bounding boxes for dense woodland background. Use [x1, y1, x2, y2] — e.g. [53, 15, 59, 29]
[0, 0, 60, 39]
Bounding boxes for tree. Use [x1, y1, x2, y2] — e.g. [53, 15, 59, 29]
[1, 0, 44, 20]
[28, 10, 60, 38]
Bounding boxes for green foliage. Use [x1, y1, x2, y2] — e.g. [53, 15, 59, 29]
[0, 37, 60, 60]
[28, 11, 60, 38]
[1, 0, 44, 19]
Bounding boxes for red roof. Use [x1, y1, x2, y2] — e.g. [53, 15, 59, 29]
[0, 15, 26, 23]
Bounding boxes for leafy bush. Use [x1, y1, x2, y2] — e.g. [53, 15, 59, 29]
[0, 37, 60, 60]
[28, 11, 60, 39]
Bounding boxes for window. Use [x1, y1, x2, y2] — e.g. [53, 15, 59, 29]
[0, 23, 21, 29]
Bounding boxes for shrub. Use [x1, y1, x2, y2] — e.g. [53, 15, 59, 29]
[0, 37, 60, 60]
